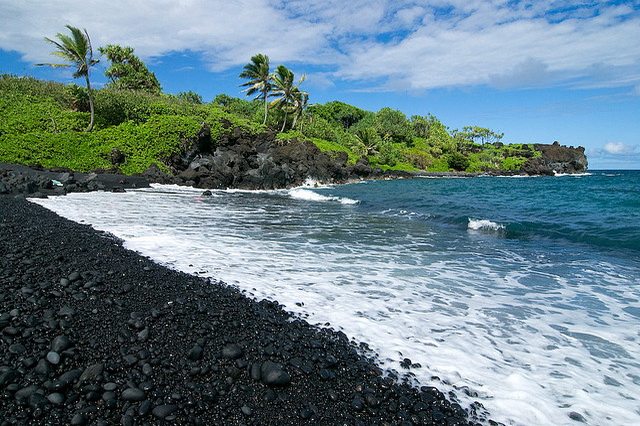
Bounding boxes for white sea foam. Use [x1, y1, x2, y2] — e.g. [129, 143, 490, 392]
[31, 186, 640, 426]
[289, 188, 358, 205]
[468, 218, 505, 232]
[553, 171, 593, 177]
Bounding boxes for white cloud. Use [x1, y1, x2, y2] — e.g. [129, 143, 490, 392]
[1, 0, 639, 93]
[603, 142, 638, 156]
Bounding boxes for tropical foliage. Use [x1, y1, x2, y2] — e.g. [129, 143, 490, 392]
[98, 44, 161, 94]
[37, 25, 99, 132]
[239, 54, 272, 125]
[269, 65, 308, 131]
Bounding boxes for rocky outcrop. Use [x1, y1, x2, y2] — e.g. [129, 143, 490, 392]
[155, 124, 397, 190]
[0, 163, 150, 198]
[521, 142, 588, 175]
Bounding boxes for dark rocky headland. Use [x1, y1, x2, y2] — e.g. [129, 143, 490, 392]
[1, 124, 587, 197]
[0, 195, 492, 425]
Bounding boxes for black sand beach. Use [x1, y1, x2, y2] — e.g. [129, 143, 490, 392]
[0, 192, 487, 425]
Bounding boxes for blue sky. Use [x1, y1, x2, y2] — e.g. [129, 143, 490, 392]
[1, 0, 639, 169]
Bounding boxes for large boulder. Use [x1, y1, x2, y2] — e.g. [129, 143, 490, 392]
[521, 142, 588, 175]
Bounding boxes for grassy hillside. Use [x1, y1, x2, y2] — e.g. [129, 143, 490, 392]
[0, 74, 540, 174]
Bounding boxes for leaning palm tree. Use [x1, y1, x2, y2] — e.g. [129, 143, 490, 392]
[37, 25, 99, 132]
[239, 54, 272, 125]
[269, 65, 306, 132]
[291, 88, 309, 130]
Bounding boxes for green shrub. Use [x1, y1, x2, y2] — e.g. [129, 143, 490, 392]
[305, 116, 337, 141]
[446, 152, 470, 171]
[310, 137, 359, 164]
[502, 156, 528, 171]
[428, 157, 450, 172]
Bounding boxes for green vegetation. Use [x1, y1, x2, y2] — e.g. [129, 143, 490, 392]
[0, 74, 258, 174]
[1, 33, 543, 175]
[98, 45, 161, 94]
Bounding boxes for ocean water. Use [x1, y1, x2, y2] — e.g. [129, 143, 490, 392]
[32, 171, 640, 425]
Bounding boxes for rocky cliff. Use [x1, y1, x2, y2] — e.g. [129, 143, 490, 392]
[146, 123, 403, 190]
[521, 142, 588, 175]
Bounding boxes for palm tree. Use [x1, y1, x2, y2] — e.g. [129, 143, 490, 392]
[239, 54, 272, 125]
[291, 88, 309, 130]
[37, 25, 99, 132]
[269, 65, 307, 132]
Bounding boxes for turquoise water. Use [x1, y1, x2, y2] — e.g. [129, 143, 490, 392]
[331, 171, 640, 254]
[34, 171, 640, 425]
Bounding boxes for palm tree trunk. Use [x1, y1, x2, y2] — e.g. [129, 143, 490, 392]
[280, 111, 288, 132]
[84, 73, 95, 132]
[262, 90, 268, 125]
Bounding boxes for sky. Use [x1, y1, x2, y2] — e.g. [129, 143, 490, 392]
[1, 0, 639, 169]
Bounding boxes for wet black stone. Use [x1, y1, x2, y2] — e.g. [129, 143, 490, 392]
[222, 344, 243, 359]
[152, 404, 178, 419]
[28, 392, 50, 410]
[8, 343, 26, 355]
[0, 368, 20, 386]
[54, 369, 82, 389]
[15, 385, 39, 403]
[79, 363, 103, 382]
[351, 396, 364, 411]
[250, 363, 262, 380]
[260, 361, 291, 387]
[569, 411, 587, 423]
[187, 344, 204, 361]
[47, 392, 65, 405]
[121, 388, 146, 402]
[46, 351, 61, 365]
[51, 335, 73, 352]
[70, 413, 88, 425]
[138, 400, 153, 416]
[34, 359, 52, 377]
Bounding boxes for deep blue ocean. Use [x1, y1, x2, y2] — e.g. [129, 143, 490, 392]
[34, 170, 640, 425]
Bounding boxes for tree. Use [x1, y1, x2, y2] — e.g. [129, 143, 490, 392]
[269, 65, 307, 131]
[176, 91, 203, 104]
[310, 101, 366, 129]
[447, 151, 470, 171]
[375, 107, 414, 144]
[239, 54, 272, 125]
[454, 126, 504, 146]
[98, 45, 161, 94]
[37, 25, 99, 131]
[291, 88, 309, 130]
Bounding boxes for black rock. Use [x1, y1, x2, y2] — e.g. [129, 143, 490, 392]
[152, 404, 178, 419]
[79, 363, 104, 382]
[222, 344, 243, 359]
[121, 388, 146, 402]
[187, 344, 204, 361]
[0, 368, 20, 386]
[47, 392, 65, 405]
[15, 385, 39, 403]
[70, 413, 88, 425]
[260, 361, 291, 387]
[46, 351, 61, 365]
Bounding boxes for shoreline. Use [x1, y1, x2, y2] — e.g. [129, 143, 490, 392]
[0, 195, 487, 424]
[0, 162, 527, 199]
